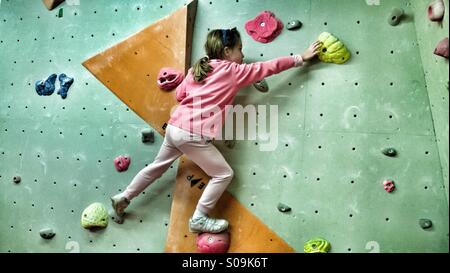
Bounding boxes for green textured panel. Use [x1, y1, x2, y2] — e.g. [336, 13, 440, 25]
[1, 0, 448, 253]
[191, 0, 448, 253]
[411, 0, 449, 204]
[0, 0, 185, 253]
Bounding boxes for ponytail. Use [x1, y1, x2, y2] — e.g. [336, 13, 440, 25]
[192, 56, 212, 82]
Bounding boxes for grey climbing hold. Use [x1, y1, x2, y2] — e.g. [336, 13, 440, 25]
[253, 79, 269, 92]
[277, 203, 291, 212]
[286, 20, 302, 30]
[141, 128, 155, 143]
[224, 139, 236, 149]
[13, 176, 21, 184]
[419, 219, 432, 229]
[382, 148, 397, 157]
[39, 228, 56, 239]
[388, 8, 404, 26]
[109, 209, 124, 224]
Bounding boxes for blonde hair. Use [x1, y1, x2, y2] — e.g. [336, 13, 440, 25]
[192, 28, 241, 82]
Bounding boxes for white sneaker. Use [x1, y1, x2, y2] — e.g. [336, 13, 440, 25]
[110, 194, 130, 217]
[189, 216, 229, 233]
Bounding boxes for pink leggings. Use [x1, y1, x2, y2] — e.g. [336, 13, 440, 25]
[123, 124, 234, 214]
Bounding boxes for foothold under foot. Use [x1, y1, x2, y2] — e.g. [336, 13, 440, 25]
[388, 8, 404, 26]
[277, 203, 291, 213]
[196, 232, 230, 253]
[286, 20, 302, 30]
[141, 128, 155, 143]
[253, 79, 269, 92]
[419, 218, 433, 229]
[383, 179, 395, 193]
[304, 238, 331, 253]
[109, 209, 124, 224]
[382, 148, 397, 157]
[13, 176, 21, 184]
[39, 228, 56, 239]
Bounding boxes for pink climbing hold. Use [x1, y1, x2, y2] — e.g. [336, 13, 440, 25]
[427, 0, 445, 22]
[196, 232, 230, 253]
[245, 11, 283, 43]
[114, 155, 131, 172]
[434, 37, 449, 59]
[383, 179, 396, 193]
[157, 67, 184, 91]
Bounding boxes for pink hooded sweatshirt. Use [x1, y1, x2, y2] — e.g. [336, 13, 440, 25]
[168, 55, 303, 138]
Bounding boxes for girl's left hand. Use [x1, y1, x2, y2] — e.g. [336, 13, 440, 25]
[301, 41, 321, 61]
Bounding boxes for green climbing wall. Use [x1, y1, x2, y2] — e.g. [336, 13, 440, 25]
[0, 0, 448, 253]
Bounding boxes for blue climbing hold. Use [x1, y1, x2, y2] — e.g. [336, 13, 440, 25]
[35, 73, 57, 96]
[57, 73, 74, 99]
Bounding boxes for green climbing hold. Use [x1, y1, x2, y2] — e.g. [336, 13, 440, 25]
[304, 238, 331, 253]
[81, 202, 109, 229]
[382, 148, 397, 157]
[419, 219, 433, 230]
[277, 202, 291, 212]
[58, 8, 63, 18]
[317, 32, 351, 64]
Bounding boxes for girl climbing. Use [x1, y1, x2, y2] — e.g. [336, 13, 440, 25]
[111, 27, 321, 233]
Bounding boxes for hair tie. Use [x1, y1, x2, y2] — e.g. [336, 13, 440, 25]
[221, 29, 228, 43]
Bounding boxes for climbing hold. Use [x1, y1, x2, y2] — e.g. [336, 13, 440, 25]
[13, 176, 21, 184]
[388, 8, 404, 26]
[141, 128, 155, 143]
[419, 218, 433, 229]
[286, 20, 302, 30]
[58, 8, 63, 18]
[109, 209, 124, 224]
[196, 232, 230, 253]
[317, 32, 351, 64]
[42, 0, 65, 11]
[428, 0, 445, 22]
[157, 67, 184, 91]
[304, 238, 331, 253]
[39, 228, 56, 239]
[57, 73, 74, 99]
[245, 11, 283, 43]
[35, 74, 57, 96]
[382, 148, 397, 157]
[253, 79, 269, 92]
[224, 139, 236, 149]
[277, 203, 291, 213]
[114, 155, 131, 172]
[434, 37, 449, 59]
[383, 179, 395, 193]
[81, 202, 109, 229]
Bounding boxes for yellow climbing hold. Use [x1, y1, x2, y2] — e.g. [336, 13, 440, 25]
[317, 32, 351, 64]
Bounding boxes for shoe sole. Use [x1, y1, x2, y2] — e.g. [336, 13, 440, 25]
[188, 224, 229, 234]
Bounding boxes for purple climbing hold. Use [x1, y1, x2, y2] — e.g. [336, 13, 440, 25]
[57, 73, 74, 99]
[35, 74, 57, 96]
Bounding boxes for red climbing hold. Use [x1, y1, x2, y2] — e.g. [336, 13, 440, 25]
[157, 67, 184, 91]
[196, 232, 230, 253]
[114, 155, 131, 172]
[245, 11, 283, 43]
[383, 179, 395, 193]
[434, 37, 449, 59]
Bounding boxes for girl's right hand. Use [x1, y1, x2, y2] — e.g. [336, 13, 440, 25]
[301, 41, 321, 61]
